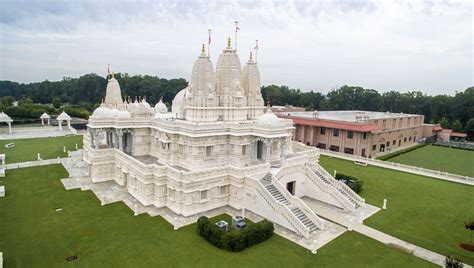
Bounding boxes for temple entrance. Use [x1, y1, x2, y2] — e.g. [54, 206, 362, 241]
[286, 181, 295, 195]
[257, 141, 264, 160]
[380, 144, 385, 152]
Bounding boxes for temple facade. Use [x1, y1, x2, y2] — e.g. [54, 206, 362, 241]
[82, 39, 365, 238]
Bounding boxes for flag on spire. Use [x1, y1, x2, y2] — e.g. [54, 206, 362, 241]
[235, 21, 239, 32]
[107, 64, 111, 75]
[254, 40, 259, 50]
[208, 29, 211, 45]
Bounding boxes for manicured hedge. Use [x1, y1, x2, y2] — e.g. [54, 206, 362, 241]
[377, 144, 428, 161]
[197, 216, 274, 252]
[335, 173, 364, 193]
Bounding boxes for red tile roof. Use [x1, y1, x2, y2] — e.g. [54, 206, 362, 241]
[278, 115, 383, 132]
[433, 126, 443, 131]
[450, 132, 467, 138]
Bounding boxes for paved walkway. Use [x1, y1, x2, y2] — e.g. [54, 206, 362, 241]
[0, 127, 78, 140]
[303, 197, 472, 267]
[319, 149, 474, 186]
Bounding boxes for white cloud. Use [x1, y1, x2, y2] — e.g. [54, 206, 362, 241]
[0, 0, 472, 95]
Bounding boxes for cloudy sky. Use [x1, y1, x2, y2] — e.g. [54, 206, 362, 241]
[0, 0, 472, 95]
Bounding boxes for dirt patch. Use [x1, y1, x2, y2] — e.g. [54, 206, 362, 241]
[459, 243, 474, 252]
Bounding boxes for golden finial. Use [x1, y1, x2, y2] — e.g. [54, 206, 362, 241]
[227, 37, 231, 48]
[201, 43, 205, 54]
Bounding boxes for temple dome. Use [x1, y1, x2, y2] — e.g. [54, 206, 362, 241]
[109, 108, 119, 117]
[171, 87, 189, 116]
[155, 99, 168, 113]
[258, 108, 280, 126]
[140, 99, 151, 109]
[92, 104, 112, 118]
[117, 110, 131, 119]
[215, 39, 242, 98]
[190, 49, 214, 93]
[104, 77, 123, 107]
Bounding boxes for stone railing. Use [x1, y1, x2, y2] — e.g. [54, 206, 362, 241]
[308, 162, 365, 206]
[318, 149, 474, 185]
[270, 176, 325, 230]
[248, 178, 310, 238]
[304, 164, 356, 211]
[2, 158, 64, 170]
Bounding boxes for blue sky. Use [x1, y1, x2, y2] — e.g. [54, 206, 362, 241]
[0, 0, 472, 94]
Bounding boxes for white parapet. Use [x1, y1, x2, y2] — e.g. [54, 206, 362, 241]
[0, 168, 4, 178]
[0, 186, 5, 197]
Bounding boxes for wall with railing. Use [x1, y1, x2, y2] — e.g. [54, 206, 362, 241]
[318, 149, 474, 185]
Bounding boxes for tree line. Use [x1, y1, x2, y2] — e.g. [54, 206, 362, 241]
[0, 74, 473, 137]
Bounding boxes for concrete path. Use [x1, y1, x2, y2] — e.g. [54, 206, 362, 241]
[0, 127, 78, 140]
[302, 197, 472, 267]
[319, 149, 474, 186]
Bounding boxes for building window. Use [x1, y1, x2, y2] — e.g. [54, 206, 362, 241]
[386, 141, 390, 147]
[404, 137, 407, 142]
[242, 145, 247, 155]
[347, 131, 354, 139]
[344, 147, 354, 154]
[333, 129, 339, 137]
[409, 136, 412, 141]
[329, 145, 340, 152]
[363, 133, 367, 139]
[220, 185, 229, 195]
[206, 146, 212, 157]
[317, 143, 326, 149]
[372, 144, 376, 151]
[201, 190, 208, 200]
[392, 140, 396, 145]
[320, 127, 326, 135]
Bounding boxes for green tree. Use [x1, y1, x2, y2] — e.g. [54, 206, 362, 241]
[52, 96, 61, 109]
[439, 117, 450, 129]
[451, 120, 463, 132]
[465, 118, 474, 140]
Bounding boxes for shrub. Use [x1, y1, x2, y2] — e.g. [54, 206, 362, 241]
[377, 144, 428, 161]
[445, 255, 463, 268]
[335, 173, 364, 193]
[197, 216, 274, 252]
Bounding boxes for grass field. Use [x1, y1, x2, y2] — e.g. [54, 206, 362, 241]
[0, 165, 434, 267]
[387, 145, 474, 177]
[320, 156, 474, 265]
[0, 136, 83, 163]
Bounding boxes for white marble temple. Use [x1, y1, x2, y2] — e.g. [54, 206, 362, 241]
[81, 38, 366, 239]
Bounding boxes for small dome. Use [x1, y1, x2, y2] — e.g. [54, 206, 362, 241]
[140, 99, 151, 109]
[92, 105, 112, 118]
[172, 87, 189, 116]
[0, 111, 12, 122]
[109, 108, 119, 117]
[133, 100, 140, 107]
[155, 99, 168, 113]
[258, 108, 281, 126]
[117, 110, 131, 119]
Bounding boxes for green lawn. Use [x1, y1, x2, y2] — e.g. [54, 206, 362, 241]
[0, 136, 83, 164]
[0, 165, 434, 267]
[387, 145, 474, 177]
[320, 156, 474, 265]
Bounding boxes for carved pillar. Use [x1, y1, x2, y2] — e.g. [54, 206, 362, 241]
[265, 139, 271, 163]
[116, 129, 124, 150]
[280, 137, 286, 165]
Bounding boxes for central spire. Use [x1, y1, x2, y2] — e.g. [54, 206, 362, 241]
[227, 37, 231, 49]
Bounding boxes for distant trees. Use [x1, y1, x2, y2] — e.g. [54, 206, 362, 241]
[0, 73, 187, 107]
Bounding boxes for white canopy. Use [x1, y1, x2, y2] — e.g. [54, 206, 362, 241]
[57, 111, 71, 121]
[0, 111, 13, 123]
[40, 112, 51, 119]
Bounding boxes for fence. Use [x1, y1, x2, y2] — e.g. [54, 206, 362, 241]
[318, 149, 474, 186]
[433, 141, 474, 150]
[1, 158, 65, 170]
